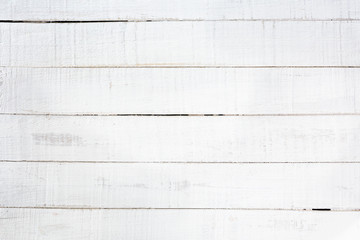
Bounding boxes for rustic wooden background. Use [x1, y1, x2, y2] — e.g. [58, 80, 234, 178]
[0, 0, 360, 239]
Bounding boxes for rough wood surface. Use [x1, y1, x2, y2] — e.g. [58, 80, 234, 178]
[1, 0, 359, 21]
[1, 22, 359, 67]
[0, 67, 357, 114]
[1, 162, 359, 209]
[1, 115, 359, 162]
[1, 208, 360, 240]
[1, 1, 360, 239]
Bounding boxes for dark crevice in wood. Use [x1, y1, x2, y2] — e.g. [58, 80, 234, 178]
[1, 19, 360, 23]
[0, 206, 357, 211]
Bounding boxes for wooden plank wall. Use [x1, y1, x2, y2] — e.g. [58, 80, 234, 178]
[0, 1, 359, 239]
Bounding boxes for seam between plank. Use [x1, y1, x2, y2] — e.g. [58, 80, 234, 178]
[2, 66, 360, 69]
[1, 113, 359, 117]
[1, 19, 360, 23]
[0, 206, 358, 211]
[0, 161, 359, 164]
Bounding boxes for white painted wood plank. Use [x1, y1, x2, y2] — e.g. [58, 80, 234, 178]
[1, 21, 359, 67]
[1, 208, 360, 240]
[1, 0, 360, 21]
[0, 67, 357, 114]
[1, 115, 359, 162]
[0, 162, 359, 209]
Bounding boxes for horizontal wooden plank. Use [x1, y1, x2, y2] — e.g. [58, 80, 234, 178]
[1, 115, 359, 162]
[1, 21, 359, 67]
[1, 208, 360, 240]
[0, 162, 359, 209]
[0, 67, 357, 114]
[1, 0, 359, 21]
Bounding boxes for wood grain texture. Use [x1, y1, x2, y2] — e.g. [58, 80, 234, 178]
[1, 2, 360, 239]
[1, 21, 360, 67]
[1, 162, 359, 209]
[1, 208, 360, 240]
[1, 115, 359, 162]
[0, 67, 357, 114]
[1, 0, 359, 21]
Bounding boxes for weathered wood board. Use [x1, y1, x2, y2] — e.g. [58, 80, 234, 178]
[1, 208, 359, 240]
[1, 115, 359, 162]
[1, 22, 360, 67]
[1, 0, 360, 21]
[0, 67, 357, 114]
[1, 162, 359, 209]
